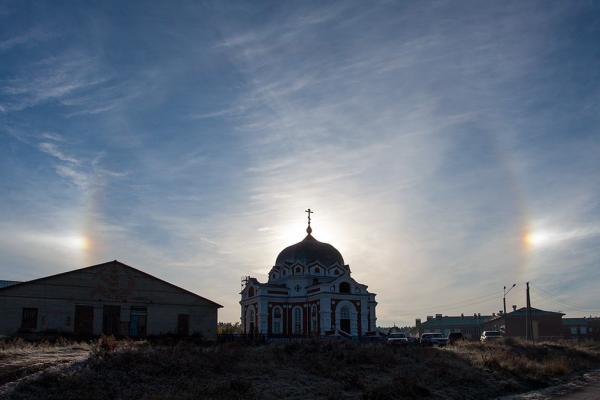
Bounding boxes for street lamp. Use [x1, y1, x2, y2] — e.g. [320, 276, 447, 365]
[503, 284, 516, 333]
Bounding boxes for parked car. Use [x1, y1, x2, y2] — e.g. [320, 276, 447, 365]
[420, 333, 448, 346]
[480, 330, 503, 342]
[447, 332, 464, 344]
[387, 332, 409, 345]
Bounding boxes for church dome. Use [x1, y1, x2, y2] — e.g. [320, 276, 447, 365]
[275, 230, 344, 267]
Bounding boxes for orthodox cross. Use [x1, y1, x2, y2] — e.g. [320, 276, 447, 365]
[305, 208, 314, 225]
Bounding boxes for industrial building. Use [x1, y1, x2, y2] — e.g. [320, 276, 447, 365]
[0, 260, 221, 338]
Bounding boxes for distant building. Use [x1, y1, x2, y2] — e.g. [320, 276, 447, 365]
[416, 313, 493, 339]
[484, 307, 564, 340]
[240, 215, 377, 337]
[563, 317, 598, 340]
[0, 260, 221, 338]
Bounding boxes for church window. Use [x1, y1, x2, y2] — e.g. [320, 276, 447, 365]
[341, 306, 350, 319]
[339, 282, 350, 293]
[311, 305, 318, 333]
[295, 267, 301, 274]
[315, 267, 320, 273]
[293, 307, 302, 335]
[248, 287, 255, 297]
[272, 307, 282, 335]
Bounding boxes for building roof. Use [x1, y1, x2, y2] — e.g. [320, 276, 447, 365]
[275, 229, 344, 267]
[507, 307, 564, 317]
[563, 317, 595, 326]
[420, 315, 493, 327]
[0, 280, 21, 289]
[0, 260, 223, 308]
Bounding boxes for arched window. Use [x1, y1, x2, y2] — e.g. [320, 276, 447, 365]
[311, 305, 318, 334]
[341, 306, 350, 319]
[339, 282, 351, 293]
[272, 307, 282, 335]
[295, 267, 301, 274]
[293, 307, 303, 335]
[246, 307, 256, 334]
[315, 267, 320, 273]
[248, 287, 255, 297]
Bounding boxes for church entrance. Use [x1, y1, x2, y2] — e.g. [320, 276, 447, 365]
[340, 306, 351, 334]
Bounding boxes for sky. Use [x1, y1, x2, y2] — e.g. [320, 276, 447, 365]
[1, 1, 600, 326]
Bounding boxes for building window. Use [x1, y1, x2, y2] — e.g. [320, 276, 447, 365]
[311, 305, 318, 334]
[339, 282, 351, 293]
[272, 307, 282, 334]
[248, 287, 255, 297]
[571, 327, 577, 334]
[296, 267, 301, 274]
[293, 307, 302, 335]
[21, 308, 38, 330]
[335, 270, 340, 275]
[315, 267, 320, 273]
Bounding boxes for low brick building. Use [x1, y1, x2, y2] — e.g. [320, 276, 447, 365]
[0, 260, 222, 338]
[484, 307, 564, 341]
[563, 317, 598, 340]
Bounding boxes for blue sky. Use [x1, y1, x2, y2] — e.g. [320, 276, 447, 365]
[1, 1, 599, 325]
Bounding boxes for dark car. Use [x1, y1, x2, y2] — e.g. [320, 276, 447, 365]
[420, 333, 448, 346]
[447, 332, 464, 344]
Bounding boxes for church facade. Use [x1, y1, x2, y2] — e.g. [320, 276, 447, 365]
[240, 214, 377, 337]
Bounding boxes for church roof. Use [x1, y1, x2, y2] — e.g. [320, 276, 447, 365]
[275, 231, 344, 267]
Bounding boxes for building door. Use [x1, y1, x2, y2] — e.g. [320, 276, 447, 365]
[340, 306, 351, 334]
[129, 307, 147, 338]
[177, 314, 190, 336]
[74, 305, 94, 336]
[102, 305, 121, 336]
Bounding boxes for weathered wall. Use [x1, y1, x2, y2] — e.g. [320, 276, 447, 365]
[0, 262, 219, 338]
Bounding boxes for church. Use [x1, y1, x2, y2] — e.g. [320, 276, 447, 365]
[240, 210, 377, 337]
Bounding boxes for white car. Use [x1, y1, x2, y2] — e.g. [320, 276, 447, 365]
[387, 332, 409, 345]
[480, 330, 503, 342]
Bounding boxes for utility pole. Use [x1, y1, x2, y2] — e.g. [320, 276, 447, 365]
[526, 282, 533, 343]
[503, 283, 516, 335]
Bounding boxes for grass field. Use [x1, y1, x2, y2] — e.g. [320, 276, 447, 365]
[1, 337, 599, 399]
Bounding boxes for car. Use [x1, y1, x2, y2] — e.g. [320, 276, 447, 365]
[480, 330, 503, 342]
[387, 332, 409, 345]
[420, 333, 448, 346]
[447, 332, 464, 344]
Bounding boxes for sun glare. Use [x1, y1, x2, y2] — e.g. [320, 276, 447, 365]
[524, 230, 553, 248]
[65, 235, 90, 250]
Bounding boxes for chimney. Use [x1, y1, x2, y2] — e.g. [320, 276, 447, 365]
[492, 313, 496, 317]
[436, 314, 442, 320]
[478, 313, 481, 317]
[416, 318, 421, 327]
[474, 313, 477, 318]
[461, 313, 464, 318]
[427, 315, 433, 321]
[512, 305, 517, 312]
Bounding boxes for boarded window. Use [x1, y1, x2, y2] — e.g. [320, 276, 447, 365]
[21, 308, 38, 330]
[178, 314, 190, 336]
[129, 307, 147, 337]
[74, 305, 94, 336]
[102, 305, 121, 336]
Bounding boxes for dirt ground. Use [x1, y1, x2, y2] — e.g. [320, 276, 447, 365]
[0, 342, 89, 396]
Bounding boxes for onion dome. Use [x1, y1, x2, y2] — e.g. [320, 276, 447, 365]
[275, 225, 344, 266]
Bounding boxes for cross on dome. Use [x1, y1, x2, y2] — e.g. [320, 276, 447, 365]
[305, 208, 314, 234]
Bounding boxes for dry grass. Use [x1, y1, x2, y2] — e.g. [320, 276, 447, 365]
[1, 338, 600, 400]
